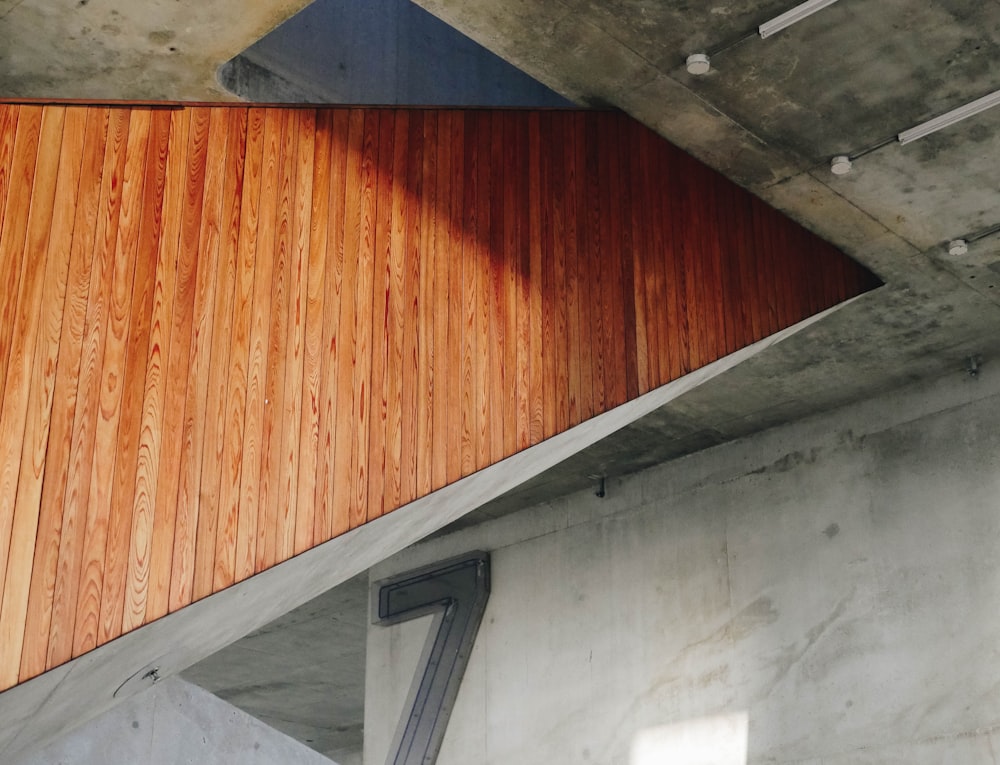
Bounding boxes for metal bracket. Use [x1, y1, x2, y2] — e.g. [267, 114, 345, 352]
[372, 551, 491, 765]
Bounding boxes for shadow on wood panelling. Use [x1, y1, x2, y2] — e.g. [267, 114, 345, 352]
[0, 103, 879, 691]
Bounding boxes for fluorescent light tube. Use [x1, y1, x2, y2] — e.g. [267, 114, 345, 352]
[758, 0, 841, 39]
[898, 88, 1000, 145]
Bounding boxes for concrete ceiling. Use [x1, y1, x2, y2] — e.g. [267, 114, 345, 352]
[5, 0, 1000, 760]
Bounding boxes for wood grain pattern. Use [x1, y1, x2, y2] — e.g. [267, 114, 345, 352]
[0, 104, 879, 691]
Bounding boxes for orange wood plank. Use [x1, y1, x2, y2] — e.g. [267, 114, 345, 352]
[54, 108, 128, 664]
[514, 113, 531, 449]
[501, 112, 521, 450]
[616, 121, 639, 400]
[623, 119, 647, 397]
[73, 107, 149, 656]
[19, 108, 107, 681]
[429, 111, 450, 491]
[0, 104, 27, 412]
[549, 115, 570, 434]
[312, 109, 350, 543]
[0, 106, 66, 657]
[121, 108, 190, 633]
[190, 108, 248, 603]
[446, 113, 467, 483]
[0, 108, 44, 495]
[539, 113, 557, 440]
[146, 107, 207, 623]
[331, 110, 365, 536]
[209, 106, 264, 590]
[583, 115, 606, 413]
[527, 112, 544, 444]
[235, 107, 278, 576]
[399, 111, 423, 507]
[367, 111, 394, 519]
[488, 111, 506, 464]
[0, 107, 85, 690]
[366, 112, 393, 519]
[383, 110, 408, 514]
[474, 112, 492, 470]
[99, 108, 170, 646]
[414, 112, 436, 497]
[256, 108, 296, 569]
[286, 109, 314, 555]
[299, 110, 333, 547]
[459, 114, 478, 477]
[169, 107, 229, 611]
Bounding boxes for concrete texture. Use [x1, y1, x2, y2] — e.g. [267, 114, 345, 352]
[0, 309, 825, 761]
[367, 362, 1000, 764]
[183, 574, 369, 764]
[218, 0, 572, 106]
[10, 677, 335, 765]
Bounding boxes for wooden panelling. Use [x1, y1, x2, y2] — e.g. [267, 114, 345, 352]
[0, 104, 880, 691]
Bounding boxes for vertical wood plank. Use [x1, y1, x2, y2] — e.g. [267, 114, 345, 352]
[459, 114, 477, 477]
[474, 112, 492, 469]
[443, 112, 464, 485]
[55, 108, 128, 663]
[0, 104, 27, 414]
[413, 111, 434, 500]
[239, 107, 281, 576]
[258, 108, 296, 568]
[383, 111, 408, 514]
[190, 108, 248, 603]
[331, 109, 365, 536]
[430, 111, 450, 491]
[539, 113, 557, 440]
[74, 107, 148, 655]
[122, 108, 190, 633]
[20, 108, 107, 681]
[399, 111, 422, 507]
[0, 107, 85, 689]
[99, 108, 170, 646]
[208, 105, 263, 590]
[0, 108, 50, 614]
[313, 109, 350, 543]
[300, 110, 333, 548]
[169, 107, 229, 610]
[527, 112, 544, 444]
[362, 110, 395, 526]
[488, 110, 506, 464]
[514, 113, 531, 449]
[501, 112, 520, 452]
[146, 106, 207, 623]
[286, 109, 314, 555]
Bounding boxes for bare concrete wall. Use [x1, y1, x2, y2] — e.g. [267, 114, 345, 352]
[11, 678, 336, 765]
[366, 363, 1000, 764]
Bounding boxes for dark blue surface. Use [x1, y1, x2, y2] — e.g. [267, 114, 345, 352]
[222, 0, 574, 106]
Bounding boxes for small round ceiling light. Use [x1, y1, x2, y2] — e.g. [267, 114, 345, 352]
[830, 155, 852, 175]
[948, 239, 969, 257]
[686, 53, 711, 75]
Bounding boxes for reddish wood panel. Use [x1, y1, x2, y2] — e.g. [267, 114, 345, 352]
[0, 104, 879, 691]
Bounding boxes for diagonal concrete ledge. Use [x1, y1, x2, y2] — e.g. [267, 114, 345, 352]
[0, 299, 860, 761]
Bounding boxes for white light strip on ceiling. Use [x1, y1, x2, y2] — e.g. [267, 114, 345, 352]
[898, 88, 1000, 145]
[758, 0, 842, 39]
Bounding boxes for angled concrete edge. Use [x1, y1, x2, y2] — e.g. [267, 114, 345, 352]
[0, 297, 862, 760]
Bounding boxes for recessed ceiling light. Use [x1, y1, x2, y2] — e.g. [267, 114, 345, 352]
[948, 239, 969, 256]
[758, 0, 842, 39]
[830, 155, 852, 175]
[686, 53, 711, 75]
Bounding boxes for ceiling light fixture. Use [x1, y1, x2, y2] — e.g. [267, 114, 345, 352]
[686, 53, 711, 75]
[758, 0, 842, 39]
[830, 155, 852, 175]
[898, 88, 1000, 145]
[947, 239, 969, 257]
